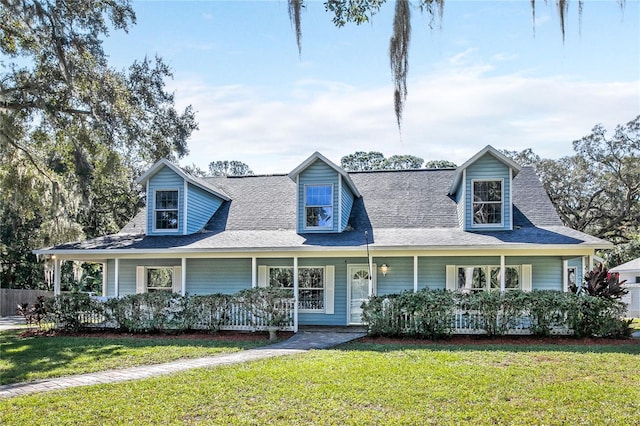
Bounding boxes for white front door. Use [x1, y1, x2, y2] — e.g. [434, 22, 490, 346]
[348, 264, 375, 324]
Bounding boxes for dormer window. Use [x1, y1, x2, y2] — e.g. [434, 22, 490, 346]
[472, 180, 503, 226]
[305, 184, 333, 229]
[155, 190, 179, 231]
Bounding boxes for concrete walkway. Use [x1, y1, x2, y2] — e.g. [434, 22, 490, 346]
[0, 328, 366, 400]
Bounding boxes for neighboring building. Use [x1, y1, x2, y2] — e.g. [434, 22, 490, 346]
[610, 258, 640, 318]
[35, 146, 612, 328]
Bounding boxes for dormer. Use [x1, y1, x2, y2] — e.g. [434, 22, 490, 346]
[288, 152, 361, 233]
[448, 145, 521, 231]
[137, 159, 230, 236]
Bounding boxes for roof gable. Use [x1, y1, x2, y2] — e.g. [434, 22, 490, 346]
[288, 152, 361, 198]
[136, 159, 230, 201]
[449, 145, 521, 196]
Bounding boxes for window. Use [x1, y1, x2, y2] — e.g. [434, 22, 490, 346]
[155, 190, 179, 230]
[472, 180, 502, 225]
[305, 185, 332, 229]
[636, 276, 640, 284]
[269, 266, 325, 310]
[147, 267, 173, 292]
[457, 265, 520, 292]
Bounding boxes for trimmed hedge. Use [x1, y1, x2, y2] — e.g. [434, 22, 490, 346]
[362, 289, 631, 338]
[43, 288, 294, 334]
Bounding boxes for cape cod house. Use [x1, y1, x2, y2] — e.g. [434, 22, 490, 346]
[35, 146, 612, 329]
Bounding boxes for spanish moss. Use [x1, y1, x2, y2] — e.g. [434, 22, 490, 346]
[389, 0, 410, 128]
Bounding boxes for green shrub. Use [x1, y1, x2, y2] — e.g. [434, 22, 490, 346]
[362, 294, 403, 337]
[237, 287, 294, 328]
[186, 294, 232, 331]
[44, 293, 105, 332]
[526, 291, 571, 336]
[566, 294, 631, 338]
[362, 290, 455, 338]
[104, 292, 185, 333]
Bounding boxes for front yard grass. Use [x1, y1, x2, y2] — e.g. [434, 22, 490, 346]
[0, 329, 265, 385]
[1, 339, 638, 425]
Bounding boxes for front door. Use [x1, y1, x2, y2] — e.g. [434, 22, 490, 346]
[348, 264, 375, 324]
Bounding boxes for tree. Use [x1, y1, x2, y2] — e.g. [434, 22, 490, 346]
[0, 1, 197, 288]
[341, 151, 385, 171]
[424, 159, 456, 169]
[341, 151, 455, 171]
[287, 0, 626, 127]
[208, 160, 253, 177]
[502, 116, 640, 245]
[382, 154, 423, 170]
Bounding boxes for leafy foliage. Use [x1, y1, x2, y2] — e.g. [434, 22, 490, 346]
[43, 288, 295, 334]
[362, 289, 630, 338]
[502, 116, 640, 245]
[208, 160, 253, 176]
[0, 1, 196, 289]
[569, 263, 628, 299]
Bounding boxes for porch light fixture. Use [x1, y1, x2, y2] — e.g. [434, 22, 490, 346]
[380, 264, 389, 277]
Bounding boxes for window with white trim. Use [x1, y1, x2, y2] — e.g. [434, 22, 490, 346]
[457, 265, 520, 292]
[136, 265, 181, 294]
[155, 190, 179, 230]
[147, 267, 173, 292]
[269, 266, 325, 310]
[472, 180, 503, 226]
[304, 185, 333, 229]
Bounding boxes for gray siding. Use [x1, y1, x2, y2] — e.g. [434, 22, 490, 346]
[298, 160, 340, 233]
[186, 183, 223, 234]
[465, 154, 512, 231]
[186, 258, 252, 294]
[147, 168, 184, 235]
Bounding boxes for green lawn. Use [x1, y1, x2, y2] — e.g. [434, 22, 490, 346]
[1, 338, 639, 425]
[0, 330, 265, 385]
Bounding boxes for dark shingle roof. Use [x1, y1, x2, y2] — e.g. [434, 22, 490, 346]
[44, 166, 609, 253]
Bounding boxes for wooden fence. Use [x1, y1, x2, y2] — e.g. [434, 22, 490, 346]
[1, 289, 53, 317]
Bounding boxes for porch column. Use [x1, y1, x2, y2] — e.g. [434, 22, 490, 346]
[581, 256, 586, 277]
[413, 256, 418, 292]
[562, 259, 569, 292]
[181, 257, 187, 296]
[53, 256, 61, 295]
[102, 262, 108, 297]
[499, 255, 506, 293]
[114, 258, 120, 297]
[293, 256, 299, 332]
[251, 257, 257, 288]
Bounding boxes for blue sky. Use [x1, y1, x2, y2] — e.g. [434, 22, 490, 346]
[104, 1, 639, 174]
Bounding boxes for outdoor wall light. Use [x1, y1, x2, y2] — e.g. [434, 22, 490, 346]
[380, 264, 389, 276]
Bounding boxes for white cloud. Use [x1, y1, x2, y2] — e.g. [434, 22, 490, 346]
[172, 67, 639, 174]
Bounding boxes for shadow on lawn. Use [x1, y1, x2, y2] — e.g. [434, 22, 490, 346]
[0, 330, 262, 386]
[335, 335, 640, 355]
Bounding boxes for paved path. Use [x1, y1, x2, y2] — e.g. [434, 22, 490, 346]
[0, 329, 366, 400]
